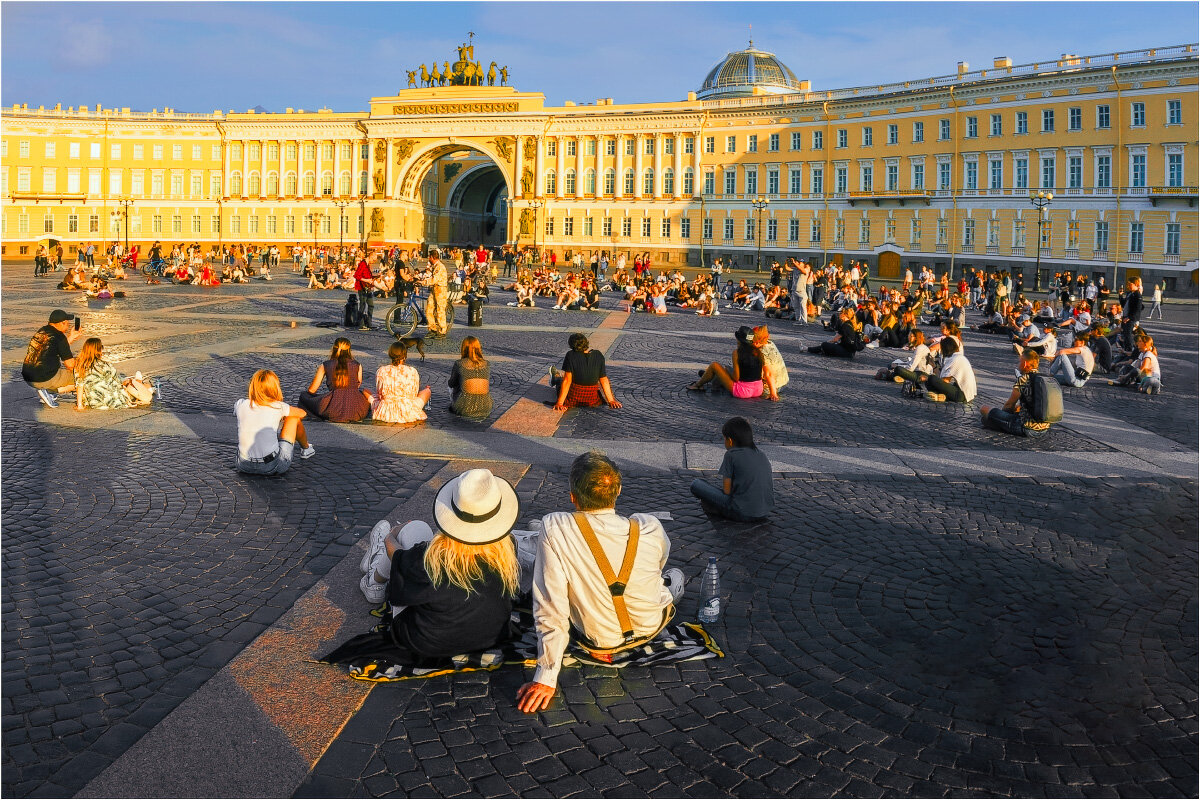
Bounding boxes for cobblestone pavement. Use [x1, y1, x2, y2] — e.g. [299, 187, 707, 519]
[2, 263, 1195, 797]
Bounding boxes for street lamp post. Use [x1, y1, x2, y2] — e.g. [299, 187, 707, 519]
[333, 199, 351, 258]
[112, 198, 132, 254]
[1029, 191, 1054, 292]
[530, 198, 544, 264]
[752, 196, 769, 273]
[309, 211, 324, 252]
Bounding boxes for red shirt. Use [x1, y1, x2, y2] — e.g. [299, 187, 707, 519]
[476, 247, 488, 264]
[353, 260, 374, 292]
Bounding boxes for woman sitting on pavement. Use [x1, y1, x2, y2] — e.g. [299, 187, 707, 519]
[1109, 334, 1162, 394]
[689, 325, 780, 401]
[980, 348, 1053, 438]
[371, 340, 430, 424]
[807, 308, 862, 359]
[876, 330, 934, 383]
[549, 332, 623, 411]
[235, 369, 315, 475]
[1047, 330, 1095, 388]
[753, 326, 789, 397]
[73, 337, 158, 410]
[448, 335, 493, 421]
[298, 337, 373, 422]
[894, 337, 977, 403]
[879, 309, 916, 348]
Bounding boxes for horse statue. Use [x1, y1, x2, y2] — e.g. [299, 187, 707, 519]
[429, 61, 442, 86]
[487, 62, 497, 86]
[442, 61, 451, 86]
[419, 63, 429, 87]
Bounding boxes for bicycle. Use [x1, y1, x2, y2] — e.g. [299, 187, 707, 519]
[142, 257, 168, 276]
[384, 282, 462, 339]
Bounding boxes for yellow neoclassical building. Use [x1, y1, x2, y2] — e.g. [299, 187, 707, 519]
[2, 41, 1197, 289]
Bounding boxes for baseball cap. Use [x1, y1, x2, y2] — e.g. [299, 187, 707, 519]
[48, 310, 72, 324]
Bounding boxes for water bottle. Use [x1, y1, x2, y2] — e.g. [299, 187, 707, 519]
[696, 557, 721, 624]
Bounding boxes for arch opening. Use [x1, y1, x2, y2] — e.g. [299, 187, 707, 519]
[398, 144, 510, 248]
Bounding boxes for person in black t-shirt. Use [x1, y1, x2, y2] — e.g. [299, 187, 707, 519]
[23, 309, 82, 406]
[549, 333, 622, 410]
[807, 308, 860, 358]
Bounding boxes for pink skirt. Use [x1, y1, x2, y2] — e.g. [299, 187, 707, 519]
[731, 380, 763, 399]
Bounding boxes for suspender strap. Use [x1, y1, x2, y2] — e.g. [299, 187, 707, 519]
[573, 512, 639, 640]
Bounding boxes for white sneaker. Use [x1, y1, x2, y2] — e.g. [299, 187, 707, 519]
[865, 340, 880, 349]
[298, 444, 316, 459]
[713, 310, 719, 316]
[359, 572, 387, 605]
[134, 371, 143, 381]
[360, 519, 392, 573]
[36, 389, 58, 408]
[507, 302, 518, 307]
[662, 568, 686, 603]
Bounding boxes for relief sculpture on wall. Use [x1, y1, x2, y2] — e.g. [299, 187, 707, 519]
[374, 140, 387, 163]
[394, 138, 415, 164]
[370, 208, 384, 233]
[519, 207, 535, 235]
[488, 137, 513, 162]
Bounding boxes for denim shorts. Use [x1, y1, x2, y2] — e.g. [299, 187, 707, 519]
[236, 440, 294, 475]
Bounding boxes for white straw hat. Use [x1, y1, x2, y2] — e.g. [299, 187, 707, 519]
[432, 469, 519, 545]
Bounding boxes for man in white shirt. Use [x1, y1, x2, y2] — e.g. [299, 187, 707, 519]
[517, 452, 684, 713]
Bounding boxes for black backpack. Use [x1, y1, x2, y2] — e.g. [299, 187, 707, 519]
[1028, 375, 1064, 423]
[343, 294, 359, 327]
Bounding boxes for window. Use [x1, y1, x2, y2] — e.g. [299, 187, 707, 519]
[173, 144, 183, 159]
[151, 171, 164, 196]
[912, 162, 924, 190]
[642, 169, 654, 195]
[172, 214, 183, 234]
[45, 142, 57, 158]
[564, 169, 576, 195]
[585, 138, 596, 156]
[1096, 105, 1110, 129]
[624, 168, 635, 194]
[810, 166, 822, 195]
[108, 169, 122, 195]
[913, 121, 924, 143]
[68, 213, 79, 233]
[965, 117, 977, 138]
[564, 140, 576, 158]
[171, 172, 184, 195]
[248, 143, 260, 161]
[339, 171, 350, 195]
[664, 138, 674, 155]
[1067, 220, 1079, 249]
[43, 211, 54, 234]
[791, 132, 802, 150]
[1016, 112, 1028, 135]
[89, 213, 99, 233]
[41, 168, 56, 193]
[789, 168, 802, 195]
[1041, 109, 1055, 132]
[661, 218, 671, 238]
[1131, 154, 1146, 187]
[284, 215, 293, 234]
[836, 129, 847, 148]
[624, 138, 635, 156]
[322, 143, 333, 160]
[19, 140, 30, 158]
[860, 165, 873, 192]
[747, 134, 758, 153]
[684, 136, 694, 154]
[663, 168, 674, 195]
[268, 143, 278, 161]
[703, 171, 715, 195]
[705, 136, 715, 153]
[886, 164, 898, 191]
[962, 219, 975, 247]
[964, 161, 977, 190]
[193, 214, 202, 234]
[769, 133, 779, 151]
[812, 131, 823, 150]
[214, 144, 223, 160]
[321, 172, 333, 195]
[641, 217, 651, 237]
[288, 144, 298, 160]
[989, 159, 1002, 189]
[887, 124, 898, 145]
[192, 173, 203, 195]
[18, 212, 28, 234]
[767, 218, 777, 241]
[1166, 223, 1181, 255]
[726, 135, 736, 153]
[1168, 99, 1182, 125]
[862, 127, 873, 146]
[91, 142, 101, 158]
[584, 169, 596, 195]
[544, 170, 556, 194]
[1093, 221, 1108, 251]
[303, 172, 315, 195]
[1041, 156, 1055, 189]
[644, 138, 654, 155]
[1068, 107, 1082, 131]
[911, 218, 922, 243]
[1015, 158, 1028, 189]
[936, 218, 947, 245]
[1168, 153, 1184, 187]
[767, 168, 779, 195]
[70, 142, 81, 159]
[858, 219, 870, 244]
[702, 218, 713, 239]
[1131, 102, 1145, 127]
[1097, 156, 1111, 188]
[545, 217, 555, 237]
[584, 216, 594, 236]
[723, 218, 734, 240]
[939, 119, 951, 140]
[680, 216, 691, 239]
[744, 218, 755, 241]
[603, 217, 613, 237]
[1068, 156, 1082, 189]
[304, 144, 315, 160]
[724, 169, 736, 195]
[603, 168, 615, 195]
[810, 219, 821, 243]
[285, 172, 297, 195]
[68, 168, 82, 193]
[987, 219, 999, 246]
[745, 167, 757, 195]
[88, 168, 101, 194]
[682, 168, 693, 195]
[789, 218, 800, 242]
[563, 216, 574, 236]
[835, 166, 848, 193]
[605, 138, 616, 156]
[938, 162, 951, 190]
[990, 114, 1002, 136]
[1129, 222, 1143, 253]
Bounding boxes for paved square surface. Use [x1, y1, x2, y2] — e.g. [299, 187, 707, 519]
[2, 264, 1195, 797]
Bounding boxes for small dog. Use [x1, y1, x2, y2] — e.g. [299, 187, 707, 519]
[397, 336, 426, 361]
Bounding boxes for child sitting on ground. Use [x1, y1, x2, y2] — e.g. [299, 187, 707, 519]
[689, 417, 774, 523]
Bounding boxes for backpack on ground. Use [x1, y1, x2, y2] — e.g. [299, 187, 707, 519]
[343, 293, 359, 327]
[1029, 375, 1064, 424]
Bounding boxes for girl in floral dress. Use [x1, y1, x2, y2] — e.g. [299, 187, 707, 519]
[74, 338, 156, 409]
[372, 341, 430, 424]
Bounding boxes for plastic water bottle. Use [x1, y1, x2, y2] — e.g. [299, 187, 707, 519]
[697, 557, 721, 624]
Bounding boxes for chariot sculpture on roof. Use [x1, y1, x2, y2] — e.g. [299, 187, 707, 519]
[406, 31, 509, 89]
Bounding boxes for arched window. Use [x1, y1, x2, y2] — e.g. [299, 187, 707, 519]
[584, 169, 596, 195]
[320, 171, 333, 196]
[230, 171, 242, 195]
[266, 172, 279, 196]
[662, 168, 674, 195]
[302, 171, 315, 196]
[623, 168, 635, 194]
[544, 170, 556, 194]
[603, 168, 615, 195]
[643, 168, 654, 195]
[284, 172, 297, 196]
[564, 168, 576, 195]
[339, 171, 352, 195]
[248, 172, 261, 196]
[683, 167, 694, 196]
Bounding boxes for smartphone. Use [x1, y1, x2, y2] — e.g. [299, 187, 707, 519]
[74, 316, 81, 331]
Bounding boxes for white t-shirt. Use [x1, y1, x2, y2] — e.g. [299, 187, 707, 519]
[906, 343, 934, 375]
[1072, 346, 1096, 375]
[1137, 350, 1161, 380]
[940, 353, 977, 401]
[235, 398, 289, 460]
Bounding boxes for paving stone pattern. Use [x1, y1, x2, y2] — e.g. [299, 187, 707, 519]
[0, 419, 442, 797]
[302, 468, 1198, 798]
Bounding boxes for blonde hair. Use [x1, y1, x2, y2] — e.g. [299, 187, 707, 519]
[248, 369, 284, 406]
[423, 532, 519, 597]
[74, 338, 104, 381]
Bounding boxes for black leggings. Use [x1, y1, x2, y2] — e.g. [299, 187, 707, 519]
[893, 369, 968, 402]
[809, 341, 855, 358]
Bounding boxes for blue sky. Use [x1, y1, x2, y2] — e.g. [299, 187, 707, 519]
[2, 2, 1196, 112]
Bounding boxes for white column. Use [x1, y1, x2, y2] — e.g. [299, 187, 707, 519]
[634, 135, 643, 199]
[384, 140, 392, 199]
[614, 135, 624, 198]
[241, 140, 249, 198]
[222, 139, 231, 198]
[594, 135, 603, 197]
[535, 137, 544, 198]
[673, 133, 683, 198]
[653, 134, 662, 197]
[555, 137, 565, 199]
[278, 139, 285, 197]
[333, 138, 342, 198]
[575, 136, 584, 197]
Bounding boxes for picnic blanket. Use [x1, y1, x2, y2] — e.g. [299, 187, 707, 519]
[317, 606, 723, 682]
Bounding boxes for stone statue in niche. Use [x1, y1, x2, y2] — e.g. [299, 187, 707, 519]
[519, 208, 534, 235]
[521, 167, 534, 195]
[373, 168, 385, 193]
[374, 140, 387, 162]
[370, 208, 384, 232]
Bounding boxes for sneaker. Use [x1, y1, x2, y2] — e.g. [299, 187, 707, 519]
[865, 340, 880, 349]
[893, 375, 905, 383]
[361, 519, 393, 573]
[134, 371, 143, 381]
[662, 568, 686, 603]
[359, 572, 387, 605]
[507, 301, 518, 307]
[36, 389, 58, 408]
[298, 444, 317, 459]
[712, 310, 719, 316]
[926, 392, 946, 402]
